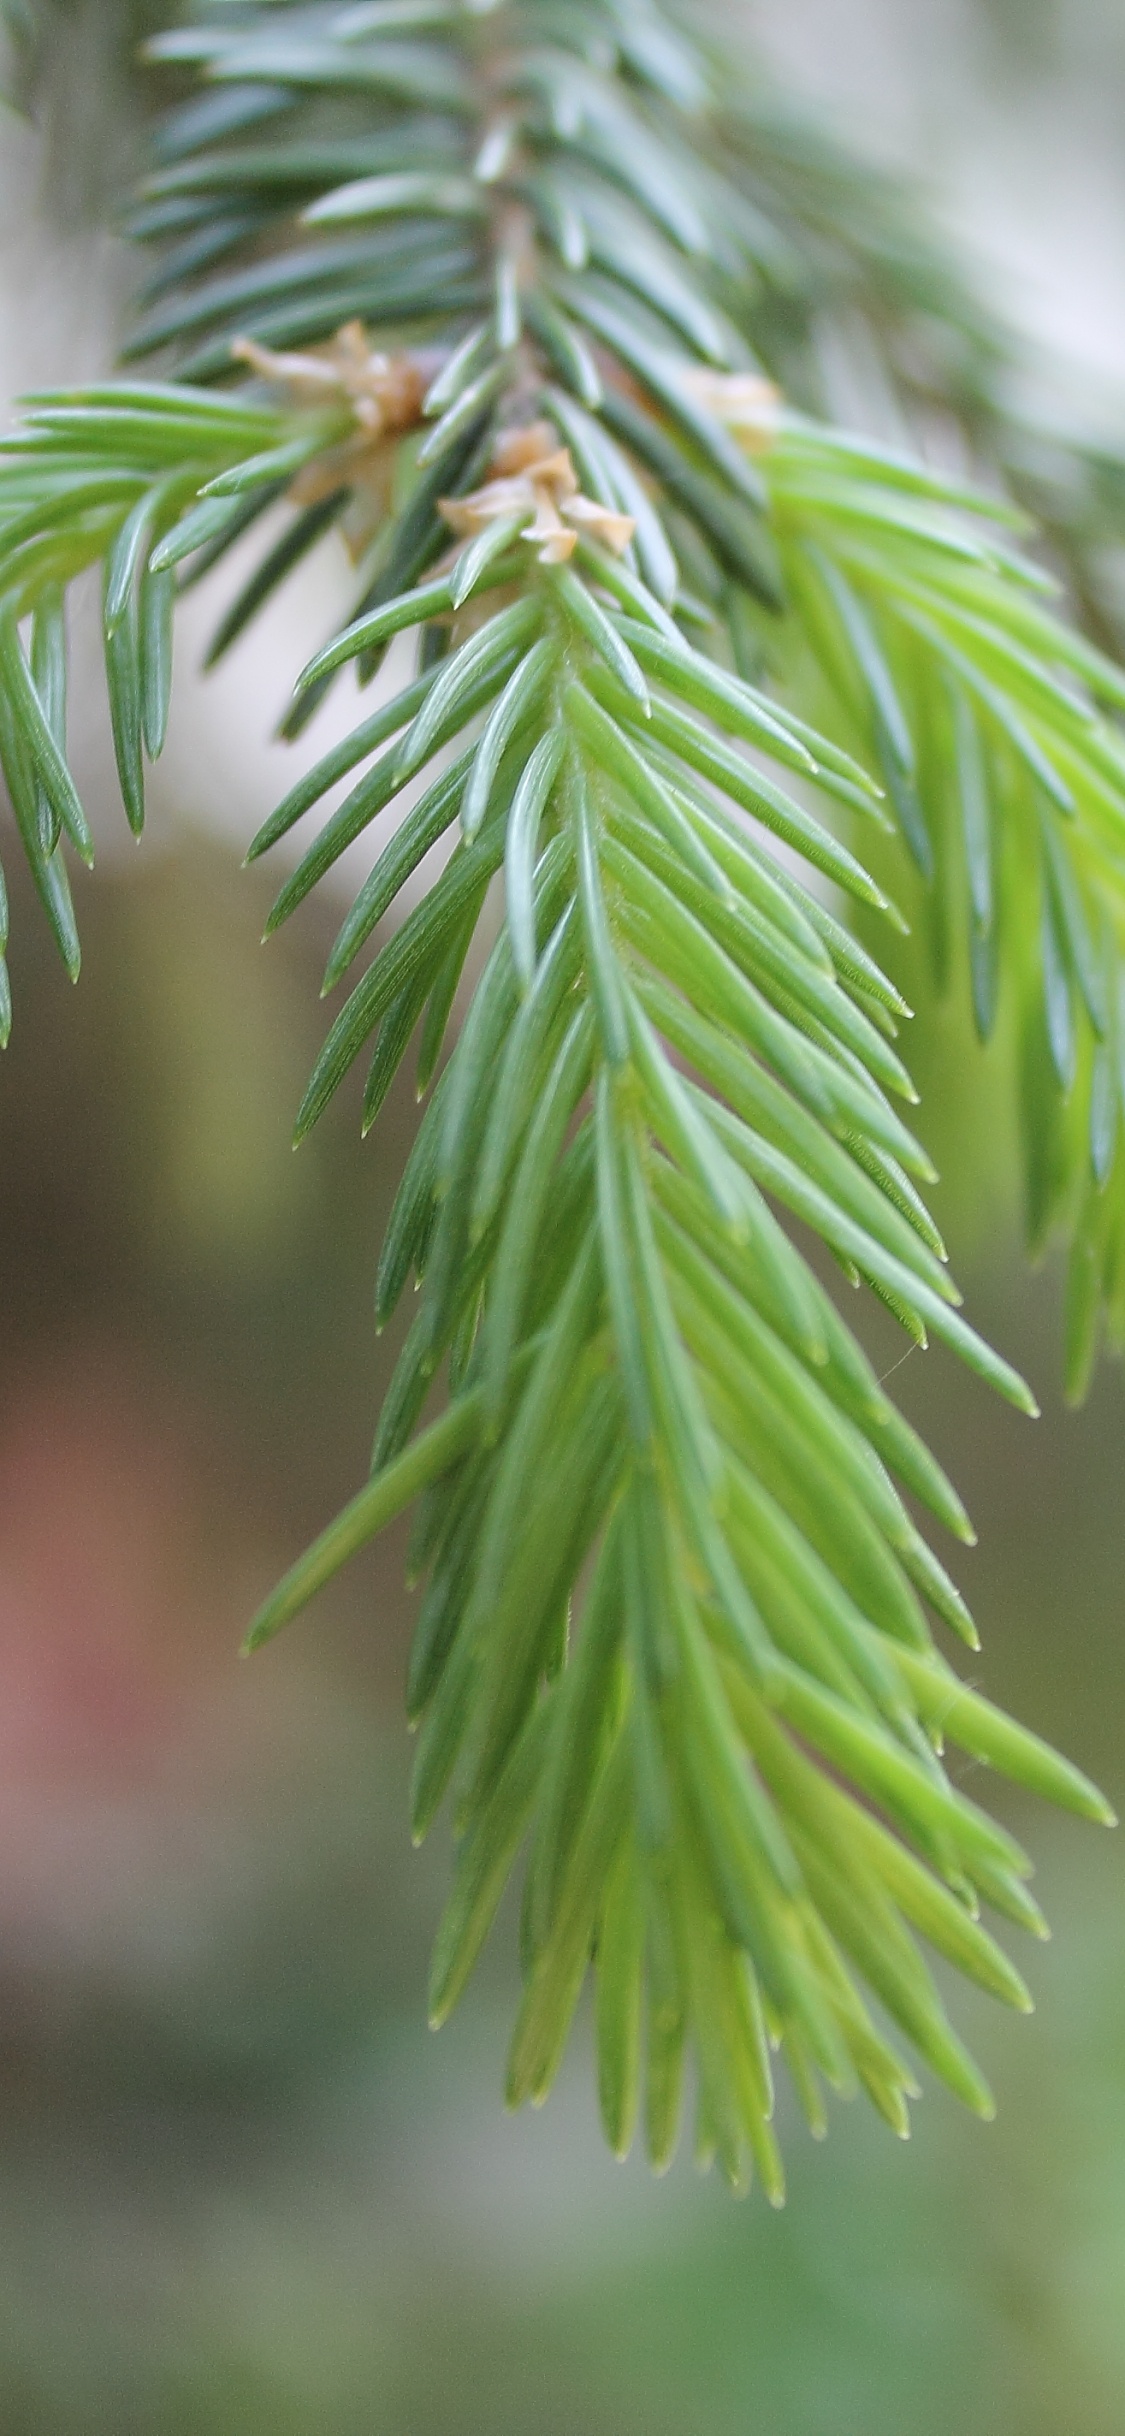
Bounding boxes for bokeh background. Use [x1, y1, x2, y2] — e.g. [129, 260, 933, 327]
[1, 4, 1124, 2430]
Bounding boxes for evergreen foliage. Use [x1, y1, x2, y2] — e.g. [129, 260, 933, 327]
[0, 0, 1118, 2193]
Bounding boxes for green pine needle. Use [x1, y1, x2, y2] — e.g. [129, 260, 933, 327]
[0, 0, 1119, 2198]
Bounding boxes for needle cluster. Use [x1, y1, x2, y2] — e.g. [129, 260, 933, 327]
[0, 0, 1117, 2191]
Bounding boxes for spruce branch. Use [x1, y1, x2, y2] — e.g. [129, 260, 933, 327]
[0, 0, 1119, 2191]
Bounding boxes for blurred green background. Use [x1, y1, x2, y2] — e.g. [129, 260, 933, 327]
[1, 4, 1124, 2431]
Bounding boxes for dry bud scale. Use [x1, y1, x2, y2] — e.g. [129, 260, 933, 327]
[0, 0, 1119, 2197]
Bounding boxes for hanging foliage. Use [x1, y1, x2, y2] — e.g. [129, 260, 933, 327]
[0, 0, 1117, 2195]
